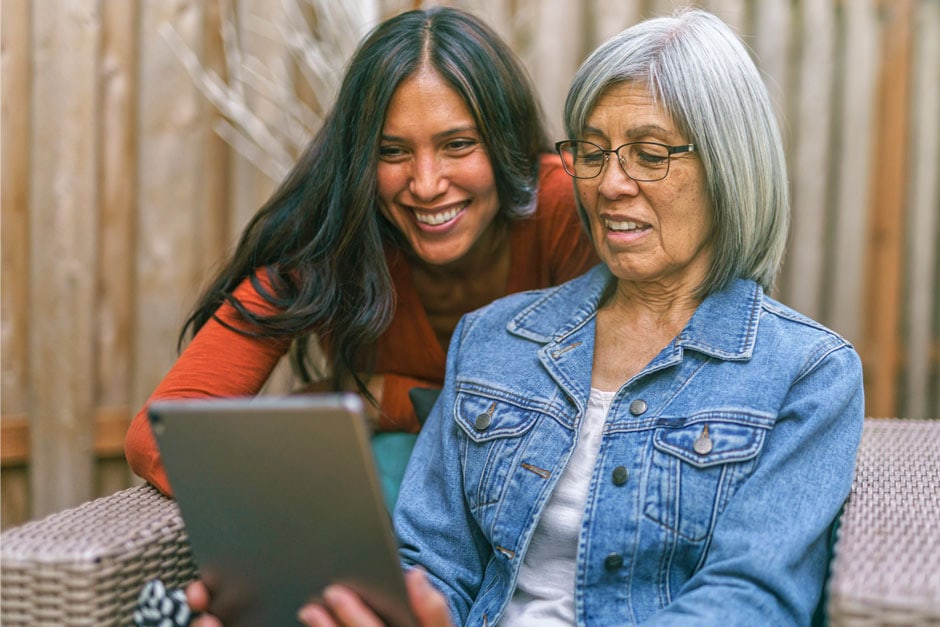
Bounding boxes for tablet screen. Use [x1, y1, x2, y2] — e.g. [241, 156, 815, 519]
[149, 394, 416, 627]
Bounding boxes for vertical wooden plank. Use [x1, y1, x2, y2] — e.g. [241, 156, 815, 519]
[825, 0, 878, 346]
[935, 222, 940, 420]
[95, 458, 134, 499]
[226, 0, 260, 243]
[228, 0, 282, 244]
[1, 0, 32, 419]
[465, 0, 550, 150]
[862, 0, 914, 417]
[28, 0, 101, 517]
[751, 0, 794, 159]
[215, 1, 292, 397]
[376, 0, 412, 21]
[646, 0, 695, 19]
[702, 0, 748, 34]
[1, 0, 32, 515]
[197, 0, 231, 274]
[903, 0, 939, 419]
[133, 0, 206, 411]
[465, 0, 516, 48]
[751, 4, 796, 325]
[525, 0, 584, 139]
[1, 468, 29, 530]
[588, 0, 644, 46]
[96, 0, 138, 488]
[782, 0, 836, 320]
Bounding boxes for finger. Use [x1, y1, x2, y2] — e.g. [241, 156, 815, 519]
[297, 603, 338, 627]
[186, 580, 211, 613]
[321, 585, 384, 627]
[190, 615, 224, 627]
[406, 569, 453, 627]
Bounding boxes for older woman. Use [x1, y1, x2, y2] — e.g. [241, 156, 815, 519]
[295, 8, 864, 627]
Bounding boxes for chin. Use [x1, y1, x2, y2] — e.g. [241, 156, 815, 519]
[422, 254, 463, 267]
[411, 246, 457, 266]
[410, 239, 468, 265]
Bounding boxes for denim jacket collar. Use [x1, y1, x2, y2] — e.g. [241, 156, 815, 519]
[506, 264, 763, 362]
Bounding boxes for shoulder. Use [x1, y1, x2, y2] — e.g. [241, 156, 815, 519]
[757, 292, 861, 377]
[458, 268, 605, 339]
[692, 279, 861, 383]
[759, 293, 851, 347]
[461, 286, 551, 330]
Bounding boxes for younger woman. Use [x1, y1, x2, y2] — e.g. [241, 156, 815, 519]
[125, 6, 597, 497]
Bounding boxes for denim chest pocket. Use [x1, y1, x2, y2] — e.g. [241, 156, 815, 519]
[455, 392, 542, 510]
[644, 417, 770, 541]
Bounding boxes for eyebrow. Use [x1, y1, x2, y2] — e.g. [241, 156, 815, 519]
[583, 124, 673, 140]
[381, 125, 480, 143]
[627, 124, 672, 139]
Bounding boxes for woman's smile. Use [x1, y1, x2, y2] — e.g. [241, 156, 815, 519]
[411, 201, 469, 229]
[603, 214, 653, 241]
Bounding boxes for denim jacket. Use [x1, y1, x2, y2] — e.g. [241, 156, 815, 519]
[395, 265, 864, 626]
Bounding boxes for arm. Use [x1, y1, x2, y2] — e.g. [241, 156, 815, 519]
[394, 317, 492, 624]
[125, 271, 292, 496]
[643, 345, 864, 625]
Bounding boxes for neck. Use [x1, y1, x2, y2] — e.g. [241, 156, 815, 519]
[602, 277, 703, 335]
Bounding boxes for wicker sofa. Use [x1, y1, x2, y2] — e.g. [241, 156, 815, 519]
[2, 418, 938, 626]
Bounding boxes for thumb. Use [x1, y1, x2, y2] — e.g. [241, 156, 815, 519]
[405, 568, 453, 627]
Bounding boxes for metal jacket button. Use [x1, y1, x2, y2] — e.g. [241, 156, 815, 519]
[629, 399, 648, 416]
[612, 466, 628, 486]
[693, 424, 713, 455]
[604, 553, 624, 570]
[475, 402, 496, 431]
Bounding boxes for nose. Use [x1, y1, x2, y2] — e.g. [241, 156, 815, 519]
[596, 152, 639, 199]
[408, 153, 448, 200]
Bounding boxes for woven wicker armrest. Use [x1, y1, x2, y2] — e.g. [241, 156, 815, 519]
[828, 418, 940, 625]
[1, 483, 197, 626]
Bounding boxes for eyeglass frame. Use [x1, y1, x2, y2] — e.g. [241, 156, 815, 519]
[554, 139, 696, 182]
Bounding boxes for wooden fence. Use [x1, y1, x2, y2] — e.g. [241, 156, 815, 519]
[2, 0, 938, 528]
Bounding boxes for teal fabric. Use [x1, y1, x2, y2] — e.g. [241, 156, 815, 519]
[371, 432, 419, 511]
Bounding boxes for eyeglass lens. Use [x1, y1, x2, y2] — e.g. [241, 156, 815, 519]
[558, 141, 672, 181]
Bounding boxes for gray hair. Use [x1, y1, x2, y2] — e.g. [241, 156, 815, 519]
[563, 8, 789, 296]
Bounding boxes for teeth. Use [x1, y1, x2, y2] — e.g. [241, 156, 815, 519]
[606, 219, 644, 231]
[415, 206, 462, 225]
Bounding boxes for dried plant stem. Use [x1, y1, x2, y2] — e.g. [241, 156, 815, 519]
[160, 0, 375, 181]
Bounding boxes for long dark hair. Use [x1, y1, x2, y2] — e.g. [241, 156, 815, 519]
[180, 6, 549, 396]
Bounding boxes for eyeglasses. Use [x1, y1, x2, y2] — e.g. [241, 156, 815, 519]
[555, 140, 695, 181]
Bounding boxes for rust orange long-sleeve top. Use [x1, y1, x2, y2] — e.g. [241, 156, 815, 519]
[125, 154, 598, 495]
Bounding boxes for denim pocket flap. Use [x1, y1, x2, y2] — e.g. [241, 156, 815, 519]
[455, 393, 539, 443]
[653, 419, 768, 468]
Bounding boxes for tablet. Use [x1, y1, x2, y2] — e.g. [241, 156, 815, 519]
[148, 394, 416, 627]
